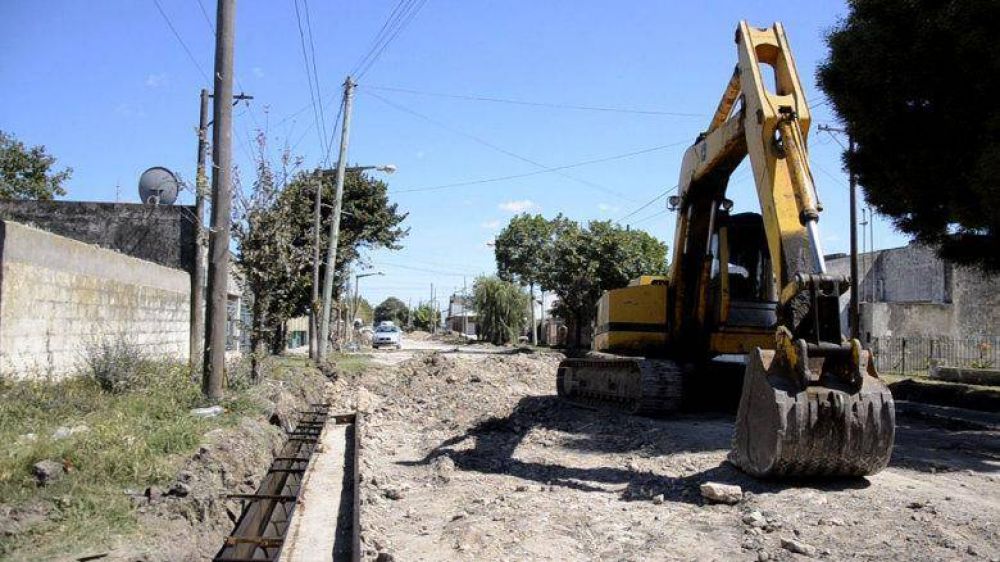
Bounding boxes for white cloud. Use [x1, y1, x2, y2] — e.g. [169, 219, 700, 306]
[498, 199, 536, 213]
[252, 66, 265, 78]
[481, 219, 501, 229]
[598, 203, 620, 214]
[145, 73, 168, 88]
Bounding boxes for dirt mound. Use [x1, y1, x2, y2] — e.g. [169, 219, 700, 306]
[406, 330, 432, 341]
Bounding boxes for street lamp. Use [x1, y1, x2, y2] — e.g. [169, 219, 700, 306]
[353, 271, 384, 329]
[308, 164, 396, 359]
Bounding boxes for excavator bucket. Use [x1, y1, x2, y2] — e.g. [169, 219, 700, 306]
[730, 348, 895, 477]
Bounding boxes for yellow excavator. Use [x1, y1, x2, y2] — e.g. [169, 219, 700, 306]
[556, 21, 895, 477]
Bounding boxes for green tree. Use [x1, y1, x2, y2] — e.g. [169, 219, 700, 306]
[273, 168, 409, 319]
[374, 297, 409, 326]
[410, 303, 440, 332]
[494, 213, 555, 344]
[817, 0, 1000, 271]
[353, 297, 374, 326]
[542, 220, 667, 346]
[0, 130, 71, 199]
[472, 275, 530, 345]
[233, 141, 303, 380]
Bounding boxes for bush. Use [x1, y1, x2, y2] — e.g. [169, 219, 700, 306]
[80, 337, 150, 394]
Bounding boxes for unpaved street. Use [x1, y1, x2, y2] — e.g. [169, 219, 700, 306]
[324, 347, 1000, 561]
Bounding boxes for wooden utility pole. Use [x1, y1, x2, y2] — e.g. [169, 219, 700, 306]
[528, 283, 537, 346]
[191, 88, 209, 372]
[318, 77, 356, 361]
[203, 0, 236, 400]
[309, 170, 322, 358]
[818, 124, 859, 339]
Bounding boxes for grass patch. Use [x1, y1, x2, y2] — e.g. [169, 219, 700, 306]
[0, 360, 267, 559]
[325, 353, 373, 376]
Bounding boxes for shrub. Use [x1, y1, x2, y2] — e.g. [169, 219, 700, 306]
[80, 336, 149, 394]
[473, 276, 530, 345]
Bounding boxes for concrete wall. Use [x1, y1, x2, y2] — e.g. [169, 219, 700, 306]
[0, 200, 197, 274]
[0, 221, 190, 378]
[826, 243, 1000, 340]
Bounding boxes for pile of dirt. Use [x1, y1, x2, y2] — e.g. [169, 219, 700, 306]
[325, 349, 1000, 562]
[406, 330, 432, 341]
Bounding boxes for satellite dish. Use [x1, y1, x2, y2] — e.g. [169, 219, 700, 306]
[138, 166, 179, 205]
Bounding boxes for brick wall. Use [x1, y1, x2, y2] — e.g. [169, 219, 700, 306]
[0, 221, 190, 378]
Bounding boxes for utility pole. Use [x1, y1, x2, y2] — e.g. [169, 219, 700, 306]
[528, 283, 537, 346]
[540, 289, 546, 345]
[191, 88, 209, 373]
[309, 170, 322, 358]
[318, 77, 356, 361]
[818, 124, 859, 340]
[462, 277, 468, 338]
[203, 0, 236, 400]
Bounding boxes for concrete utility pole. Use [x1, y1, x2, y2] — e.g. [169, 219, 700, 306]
[818, 124, 859, 339]
[203, 0, 236, 400]
[309, 170, 322, 358]
[191, 88, 209, 373]
[318, 77, 356, 361]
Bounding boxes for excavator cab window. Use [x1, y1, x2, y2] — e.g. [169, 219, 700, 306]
[710, 212, 777, 328]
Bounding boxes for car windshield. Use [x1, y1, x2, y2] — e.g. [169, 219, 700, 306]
[376, 326, 398, 333]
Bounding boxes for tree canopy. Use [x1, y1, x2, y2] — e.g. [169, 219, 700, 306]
[0, 130, 71, 200]
[273, 168, 409, 317]
[493, 214, 667, 346]
[374, 297, 409, 326]
[817, 0, 1000, 271]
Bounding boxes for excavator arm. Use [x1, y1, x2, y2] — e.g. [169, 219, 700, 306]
[668, 22, 894, 476]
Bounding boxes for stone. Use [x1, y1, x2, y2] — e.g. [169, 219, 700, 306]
[757, 551, 771, 561]
[145, 486, 162, 501]
[190, 405, 224, 418]
[781, 538, 817, 557]
[31, 460, 64, 486]
[742, 510, 767, 528]
[384, 488, 404, 500]
[167, 482, 192, 498]
[51, 425, 89, 440]
[700, 482, 743, 504]
[652, 494, 665, 505]
[375, 552, 395, 562]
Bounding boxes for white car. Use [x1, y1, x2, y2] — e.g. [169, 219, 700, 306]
[372, 324, 403, 349]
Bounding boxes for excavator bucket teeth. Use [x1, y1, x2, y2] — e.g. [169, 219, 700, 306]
[729, 349, 895, 477]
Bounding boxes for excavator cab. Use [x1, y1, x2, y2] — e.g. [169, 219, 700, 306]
[707, 211, 777, 333]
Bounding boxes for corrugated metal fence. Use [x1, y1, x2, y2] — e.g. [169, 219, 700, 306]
[870, 335, 1000, 374]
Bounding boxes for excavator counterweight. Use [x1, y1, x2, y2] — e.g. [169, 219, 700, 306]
[555, 21, 895, 478]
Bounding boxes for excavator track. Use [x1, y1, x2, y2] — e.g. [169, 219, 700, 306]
[556, 354, 683, 416]
[729, 349, 896, 477]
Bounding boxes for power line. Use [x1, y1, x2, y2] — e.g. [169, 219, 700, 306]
[293, 0, 328, 159]
[393, 141, 690, 194]
[617, 185, 677, 222]
[351, 0, 428, 80]
[365, 90, 636, 201]
[152, 0, 210, 84]
[364, 84, 708, 118]
[372, 261, 470, 277]
[302, 0, 329, 155]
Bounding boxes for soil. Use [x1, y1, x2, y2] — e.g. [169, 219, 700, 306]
[326, 347, 1000, 562]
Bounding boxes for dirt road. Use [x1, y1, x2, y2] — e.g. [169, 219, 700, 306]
[326, 346, 999, 561]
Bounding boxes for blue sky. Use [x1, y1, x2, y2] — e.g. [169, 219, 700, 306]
[0, 1, 908, 310]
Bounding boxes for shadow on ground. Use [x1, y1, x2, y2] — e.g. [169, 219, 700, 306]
[400, 395, 887, 505]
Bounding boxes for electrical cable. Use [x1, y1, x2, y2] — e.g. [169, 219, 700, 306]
[293, 0, 328, 159]
[364, 84, 708, 118]
[302, 0, 329, 154]
[393, 141, 689, 194]
[152, 0, 210, 84]
[350, 0, 428, 80]
[364, 90, 636, 201]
